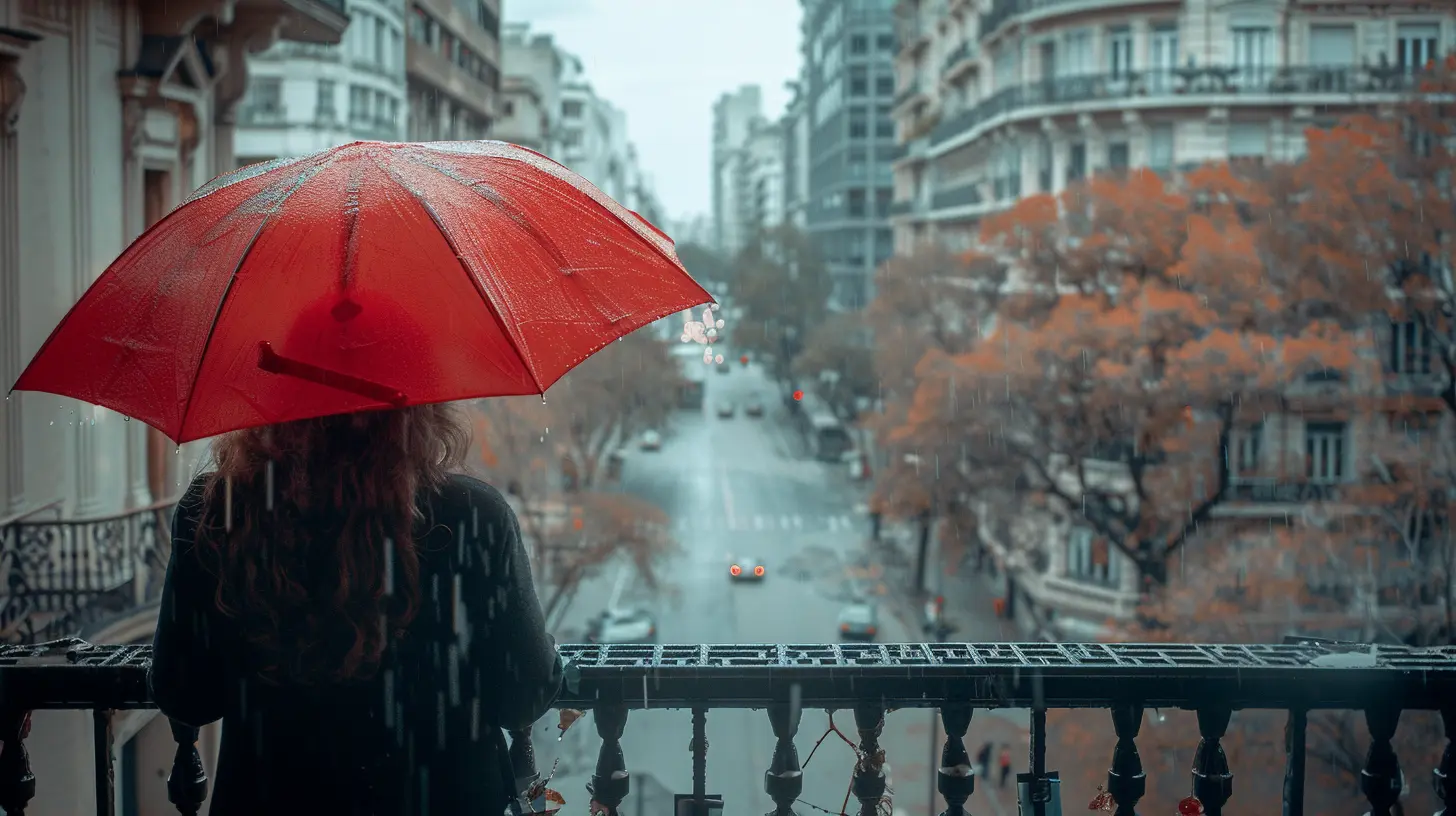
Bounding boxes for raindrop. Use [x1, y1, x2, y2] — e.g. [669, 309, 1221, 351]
[48, 421, 53, 426]
[709, 303, 719, 311]
[714, 355, 724, 365]
[706, 328, 718, 340]
[715, 319, 725, 329]
[122, 415, 129, 421]
[174, 447, 181, 455]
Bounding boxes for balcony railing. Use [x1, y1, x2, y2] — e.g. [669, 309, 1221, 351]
[942, 41, 975, 79]
[980, 0, 1147, 37]
[1222, 478, 1341, 504]
[892, 80, 924, 109]
[3, 638, 1454, 814]
[929, 65, 1425, 147]
[0, 502, 174, 643]
[931, 181, 984, 210]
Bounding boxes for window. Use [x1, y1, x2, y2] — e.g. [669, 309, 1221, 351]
[1149, 26, 1178, 92]
[1066, 526, 1120, 587]
[1397, 24, 1440, 73]
[316, 79, 336, 120]
[875, 107, 894, 138]
[1148, 124, 1175, 170]
[1228, 122, 1268, 158]
[848, 107, 868, 138]
[875, 74, 893, 95]
[847, 188, 867, 217]
[562, 100, 583, 118]
[250, 78, 283, 114]
[874, 188, 892, 217]
[350, 85, 368, 121]
[1305, 422, 1346, 484]
[849, 67, 868, 96]
[1067, 142, 1086, 183]
[374, 16, 386, 65]
[1231, 27, 1274, 86]
[850, 34, 868, 54]
[1064, 30, 1093, 76]
[502, 99, 515, 117]
[1231, 423, 1261, 477]
[1036, 137, 1052, 191]
[876, 33, 894, 52]
[1390, 320, 1433, 375]
[1107, 141, 1129, 170]
[561, 129, 583, 148]
[1108, 27, 1133, 79]
[1309, 25, 1356, 67]
[1394, 411, 1440, 444]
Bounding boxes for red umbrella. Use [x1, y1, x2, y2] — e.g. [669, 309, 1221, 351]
[11, 141, 712, 442]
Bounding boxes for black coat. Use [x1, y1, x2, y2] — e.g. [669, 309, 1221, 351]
[150, 473, 563, 816]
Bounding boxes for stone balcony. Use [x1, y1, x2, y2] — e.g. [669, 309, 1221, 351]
[0, 638, 1451, 814]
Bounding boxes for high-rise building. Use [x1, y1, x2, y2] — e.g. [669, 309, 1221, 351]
[797, 0, 899, 311]
[710, 85, 763, 255]
[781, 76, 812, 230]
[495, 22, 566, 154]
[236, 0, 408, 165]
[404, 0, 502, 141]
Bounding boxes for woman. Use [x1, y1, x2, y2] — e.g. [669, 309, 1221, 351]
[149, 404, 563, 815]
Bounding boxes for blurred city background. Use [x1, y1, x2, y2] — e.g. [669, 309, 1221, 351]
[1, 0, 1454, 813]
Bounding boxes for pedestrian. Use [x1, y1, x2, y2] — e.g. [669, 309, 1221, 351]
[149, 405, 564, 816]
[976, 742, 994, 778]
[993, 596, 1007, 619]
[999, 745, 1013, 789]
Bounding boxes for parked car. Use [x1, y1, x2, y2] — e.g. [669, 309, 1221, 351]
[837, 602, 880, 641]
[639, 429, 662, 451]
[729, 555, 766, 582]
[717, 400, 735, 418]
[744, 394, 765, 417]
[586, 608, 658, 644]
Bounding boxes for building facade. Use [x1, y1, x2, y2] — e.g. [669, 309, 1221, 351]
[710, 84, 762, 255]
[236, 0, 406, 164]
[404, 0, 500, 141]
[494, 21, 563, 154]
[0, 3, 350, 812]
[887, 0, 1456, 638]
[745, 117, 786, 231]
[889, 0, 1454, 254]
[798, 0, 898, 311]
[781, 76, 812, 230]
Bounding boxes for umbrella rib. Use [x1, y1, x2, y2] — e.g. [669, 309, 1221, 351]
[370, 155, 546, 395]
[174, 154, 340, 442]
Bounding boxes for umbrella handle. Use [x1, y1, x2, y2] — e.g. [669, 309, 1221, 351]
[257, 342, 409, 407]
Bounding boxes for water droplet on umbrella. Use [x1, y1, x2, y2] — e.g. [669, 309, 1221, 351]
[122, 415, 129, 421]
[714, 355, 724, 364]
[715, 319, 725, 329]
[174, 446, 181, 455]
[706, 328, 717, 340]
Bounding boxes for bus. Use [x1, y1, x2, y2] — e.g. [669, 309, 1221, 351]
[671, 344, 706, 410]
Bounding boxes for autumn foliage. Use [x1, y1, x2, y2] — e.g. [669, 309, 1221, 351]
[871, 57, 1456, 813]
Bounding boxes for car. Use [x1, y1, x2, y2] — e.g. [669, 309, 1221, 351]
[717, 401, 735, 418]
[744, 395, 765, 417]
[729, 556, 766, 582]
[716, 361, 732, 375]
[639, 430, 662, 451]
[586, 608, 658, 645]
[837, 602, 880, 641]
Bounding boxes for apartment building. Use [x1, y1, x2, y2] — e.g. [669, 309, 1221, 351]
[495, 21, 564, 154]
[745, 117, 787, 231]
[236, 0, 407, 164]
[797, 0, 899, 311]
[889, 0, 1453, 254]
[405, 0, 501, 141]
[890, 0, 1456, 639]
[711, 84, 764, 255]
[0, 2, 350, 811]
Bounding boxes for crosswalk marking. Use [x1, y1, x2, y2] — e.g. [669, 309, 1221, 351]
[670, 514, 857, 534]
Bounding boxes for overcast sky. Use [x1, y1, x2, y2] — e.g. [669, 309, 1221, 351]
[504, 0, 802, 221]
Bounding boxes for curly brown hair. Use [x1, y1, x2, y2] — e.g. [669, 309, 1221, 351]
[194, 404, 470, 685]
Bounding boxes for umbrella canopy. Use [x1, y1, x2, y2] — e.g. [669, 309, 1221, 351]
[11, 140, 712, 442]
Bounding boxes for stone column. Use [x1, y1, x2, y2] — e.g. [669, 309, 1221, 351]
[119, 91, 153, 507]
[69, 2, 100, 516]
[0, 46, 29, 514]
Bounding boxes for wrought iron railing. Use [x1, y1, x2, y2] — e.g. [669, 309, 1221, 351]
[1, 638, 1453, 815]
[929, 66, 1425, 147]
[0, 502, 174, 643]
[1221, 478, 1341, 504]
[931, 182, 984, 210]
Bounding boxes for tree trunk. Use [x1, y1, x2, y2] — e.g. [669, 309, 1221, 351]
[914, 514, 931, 594]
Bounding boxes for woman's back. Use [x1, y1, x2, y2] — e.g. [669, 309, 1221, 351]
[150, 472, 563, 816]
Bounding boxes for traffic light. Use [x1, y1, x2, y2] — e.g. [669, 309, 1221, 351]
[739, 354, 749, 367]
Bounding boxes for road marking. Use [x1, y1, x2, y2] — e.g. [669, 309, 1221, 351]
[719, 467, 738, 530]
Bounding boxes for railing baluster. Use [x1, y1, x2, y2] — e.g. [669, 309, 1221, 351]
[1360, 705, 1403, 816]
[850, 703, 886, 816]
[936, 703, 973, 816]
[1027, 706, 1053, 816]
[690, 707, 707, 814]
[507, 726, 538, 812]
[165, 718, 208, 816]
[1107, 703, 1146, 816]
[1282, 709, 1306, 816]
[764, 696, 803, 815]
[588, 704, 629, 816]
[0, 707, 35, 816]
[1436, 706, 1454, 816]
[1191, 707, 1232, 815]
[94, 709, 115, 816]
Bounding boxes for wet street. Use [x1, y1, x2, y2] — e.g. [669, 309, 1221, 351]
[533, 360, 1030, 816]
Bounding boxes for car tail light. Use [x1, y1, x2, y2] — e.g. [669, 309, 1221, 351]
[865, 626, 877, 636]
[730, 564, 741, 576]
[839, 623, 850, 633]
[648, 626, 656, 637]
[754, 565, 765, 577]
